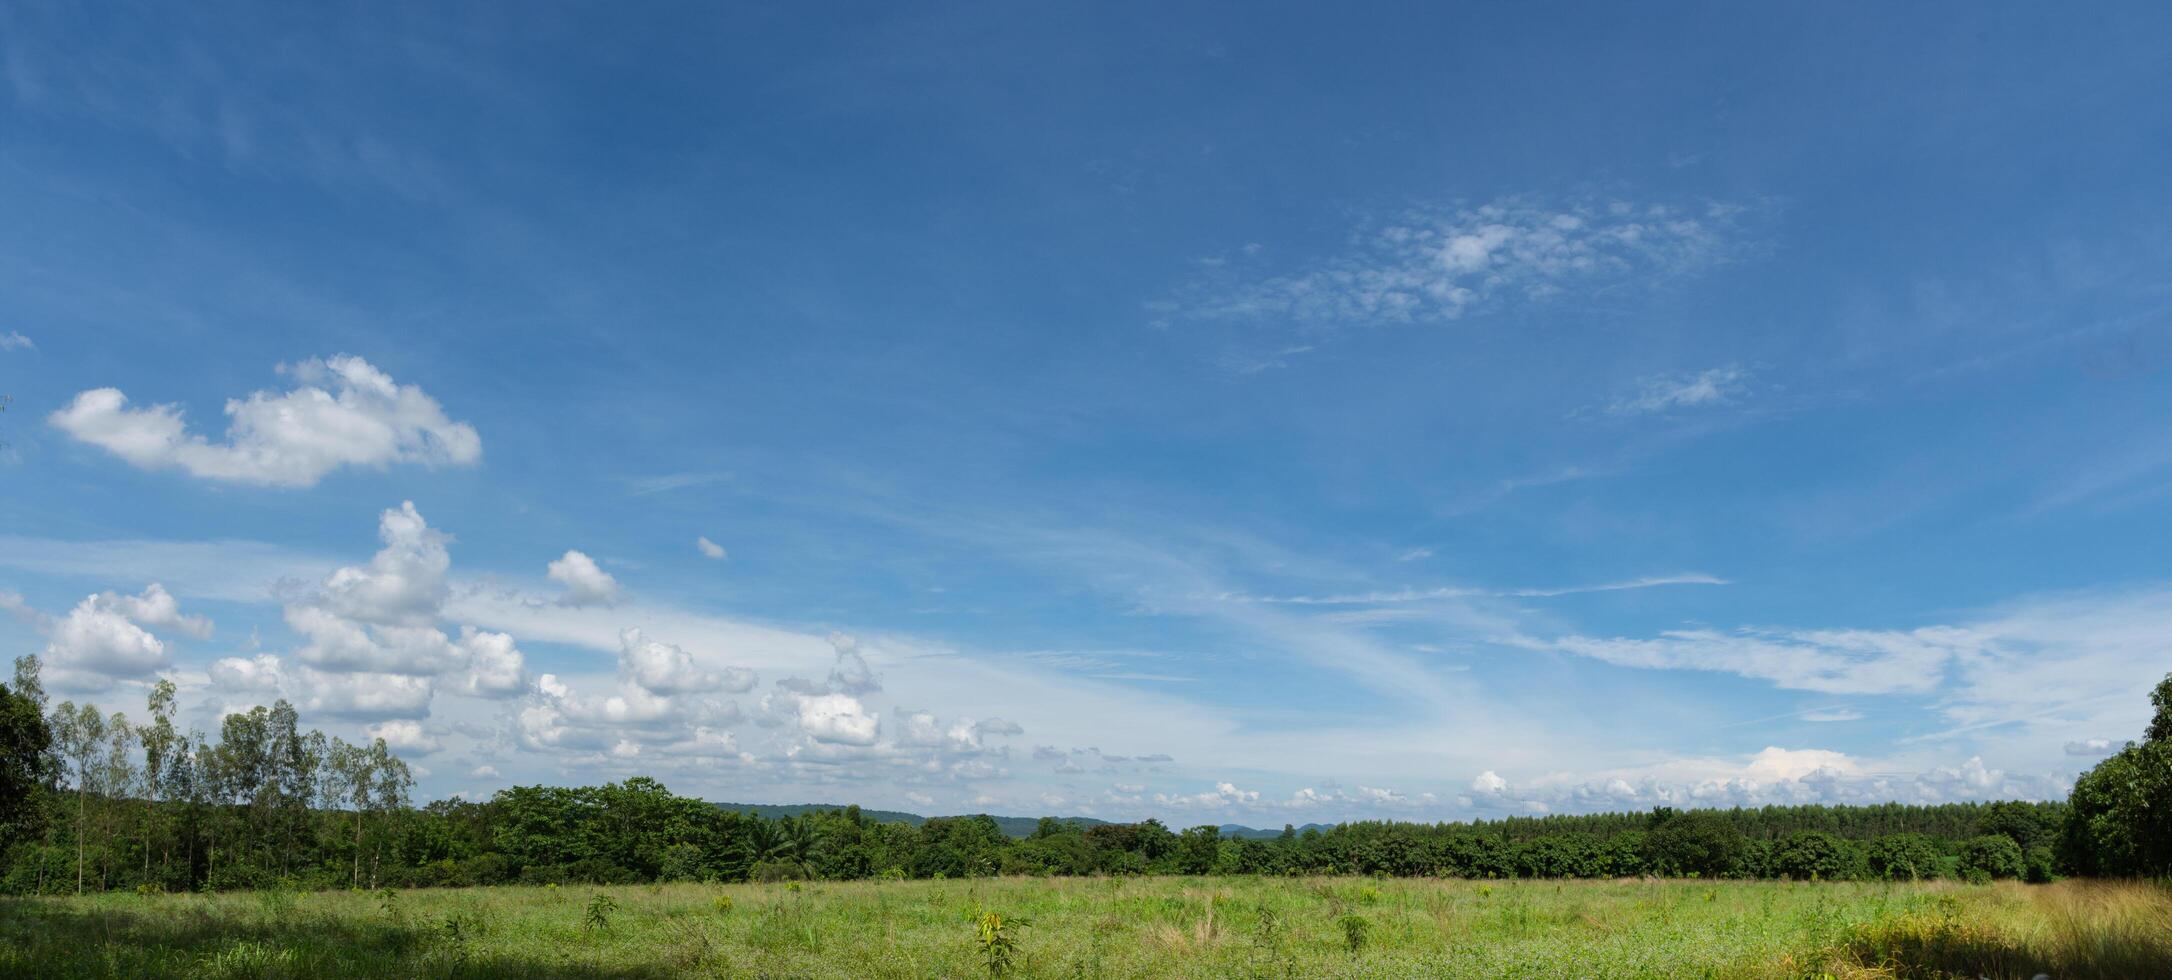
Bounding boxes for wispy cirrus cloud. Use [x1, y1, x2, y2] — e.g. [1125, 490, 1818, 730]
[1606, 365, 1752, 416]
[1157, 196, 1764, 329]
[1224, 573, 1729, 606]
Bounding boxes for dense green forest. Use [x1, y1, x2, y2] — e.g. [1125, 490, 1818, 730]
[2, 653, 2167, 895]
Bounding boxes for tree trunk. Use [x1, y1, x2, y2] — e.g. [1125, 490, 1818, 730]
[75, 783, 85, 895]
[353, 810, 363, 889]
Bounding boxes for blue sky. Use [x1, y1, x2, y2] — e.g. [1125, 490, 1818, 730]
[3, 1, 2170, 822]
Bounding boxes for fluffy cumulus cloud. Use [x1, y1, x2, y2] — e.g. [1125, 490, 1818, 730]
[1156, 781, 1262, 809]
[368, 719, 443, 754]
[204, 503, 528, 721]
[210, 654, 285, 692]
[823, 633, 881, 695]
[1164, 196, 1757, 327]
[515, 628, 759, 761]
[319, 501, 451, 627]
[303, 668, 435, 719]
[48, 355, 481, 487]
[39, 584, 210, 689]
[1452, 747, 2066, 817]
[793, 693, 880, 746]
[618, 628, 752, 694]
[547, 550, 621, 607]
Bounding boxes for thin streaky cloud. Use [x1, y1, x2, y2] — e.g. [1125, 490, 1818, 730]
[1163, 196, 1765, 329]
[1229, 573, 1730, 606]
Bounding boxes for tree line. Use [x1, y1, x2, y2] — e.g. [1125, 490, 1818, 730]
[2, 654, 2167, 894]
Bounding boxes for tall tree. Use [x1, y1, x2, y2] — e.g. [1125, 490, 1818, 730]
[0, 676, 53, 856]
[140, 681, 179, 883]
[50, 701, 107, 894]
[99, 712, 135, 889]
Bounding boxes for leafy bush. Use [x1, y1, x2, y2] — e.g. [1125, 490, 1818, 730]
[1643, 811, 1745, 878]
[1866, 833, 1944, 881]
[973, 911, 1028, 976]
[1958, 835, 2024, 881]
[658, 843, 705, 882]
[1770, 830, 1863, 881]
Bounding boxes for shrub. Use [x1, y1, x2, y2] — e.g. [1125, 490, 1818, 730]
[973, 911, 1028, 976]
[1337, 914, 1370, 955]
[658, 843, 705, 883]
[1770, 830, 1863, 881]
[582, 893, 617, 932]
[1865, 833, 1943, 881]
[1958, 835, 2024, 881]
[1643, 811, 1745, 878]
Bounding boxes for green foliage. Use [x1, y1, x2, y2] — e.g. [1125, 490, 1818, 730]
[1958, 835, 2025, 881]
[1866, 833, 1944, 881]
[972, 910, 1028, 976]
[2062, 671, 2172, 877]
[581, 892, 616, 932]
[1336, 913, 1370, 954]
[1770, 830, 1864, 881]
[0, 669, 53, 853]
[1643, 810, 1746, 878]
[5, 875, 2171, 978]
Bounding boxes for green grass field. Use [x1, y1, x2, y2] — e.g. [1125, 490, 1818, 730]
[3, 876, 2167, 979]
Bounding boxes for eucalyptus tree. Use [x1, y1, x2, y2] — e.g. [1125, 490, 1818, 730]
[50, 701, 106, 894]
[139, 680, 180, 883]
[365, 738, 413, 887]
[97, 712, 135, 889]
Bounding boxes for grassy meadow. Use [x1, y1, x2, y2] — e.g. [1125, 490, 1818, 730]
[3, 875, 2168, 979]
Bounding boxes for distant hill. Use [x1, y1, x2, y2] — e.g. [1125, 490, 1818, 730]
[712, 801, 1332, 840]
[713, 802, 1110, 839]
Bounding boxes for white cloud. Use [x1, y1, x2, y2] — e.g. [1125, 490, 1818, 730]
[368, 719, 442, 754]
[468, 765, 500, 780]
[1470, 770, 1509, 794]
[1237, 573, 1728, 606]
[1525, 626, 1971, 695]
[824, 632, 881, 695]
[318, 501, 449, 627]
[304, 668, 434, 719]
[618, 627, 750, 694]
[0, 591, 51, 630]
[88, 583, 213, 638]
[288, 606, 465, 675]
[1800, 707, 1864, 723]
[39, 584, 209, 688]
[43, 598, 167, 686]
[1167, 197, 1757, 327]
[2064, 738, 2117, 757]
[49, 355, 481, 487]
[903, 791, 935, 807]
[210, 653, 286, 692]
[795, 693, 879, 746]
[1155, 781, 1261, 809]
[0, 331, 32, 351]
[456, 627, 529, 698]
[696, 536, 727, 560]
[1608, 365, 1751, 416]
[267, 503, 530, 717]
[547, 550, 620, 607]
[975, 718, 1024, 737]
